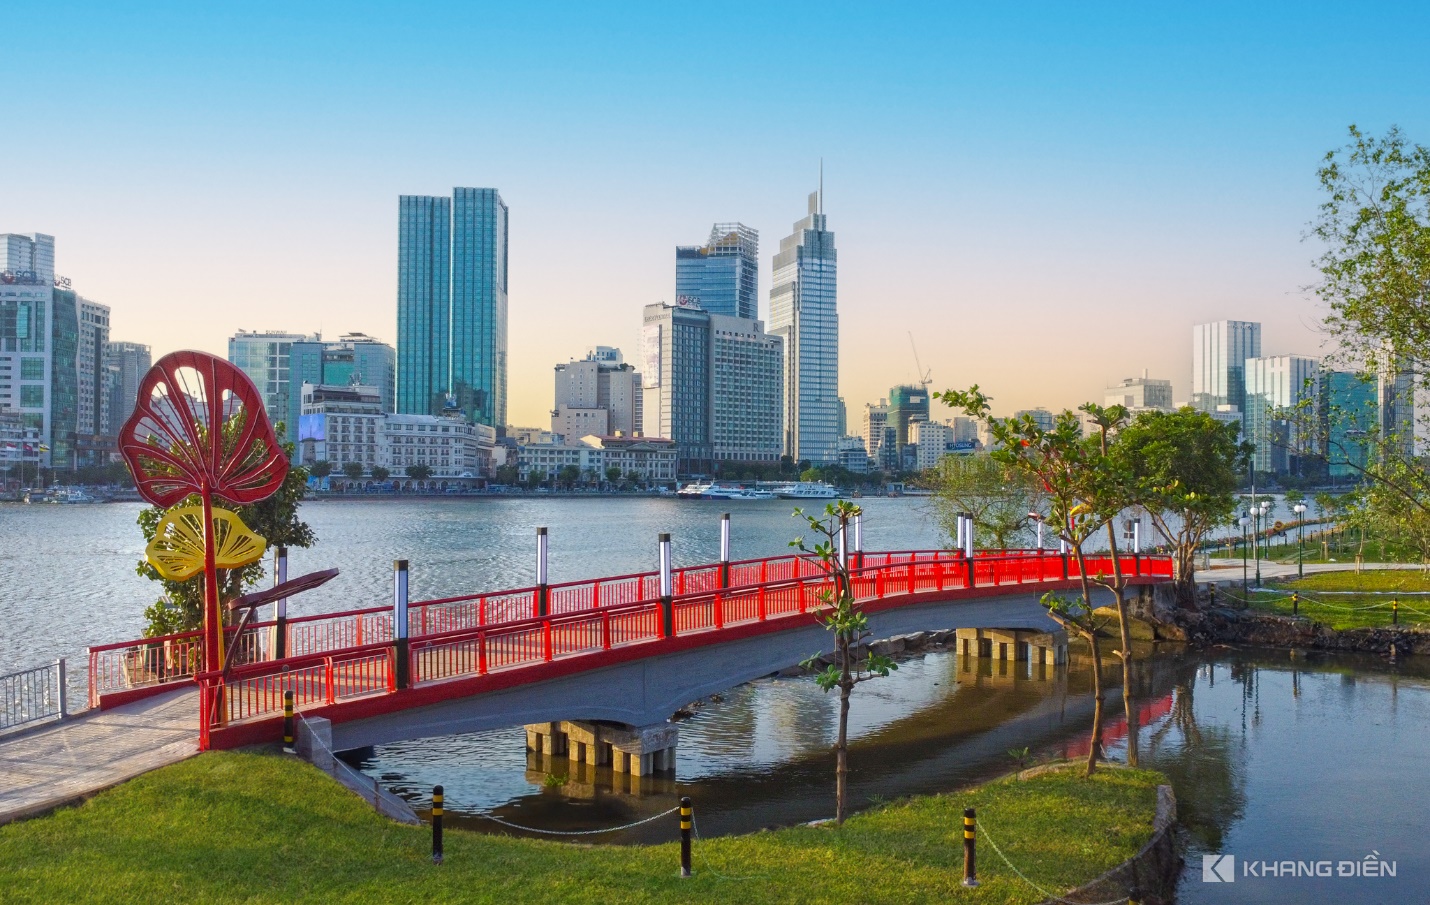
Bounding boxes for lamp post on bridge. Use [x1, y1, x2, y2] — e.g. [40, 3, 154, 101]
[273, 546, 288, 660]
[658, 533, 673, 638]
[852, 510, 864, 570]
[719, 513, 731, 589]
[393, 559, 410, 690]
[1029, 512, 1044, 552]
[536, 527, 549, 617]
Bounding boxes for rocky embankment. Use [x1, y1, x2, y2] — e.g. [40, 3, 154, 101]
[1139, 583, 1430, 658]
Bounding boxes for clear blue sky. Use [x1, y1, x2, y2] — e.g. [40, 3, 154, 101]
[6, 1, 1429, 424]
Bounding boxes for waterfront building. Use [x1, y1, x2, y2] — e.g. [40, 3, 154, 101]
[835, 436, 870, 474]
[47, 287, 79, 468]
[75, 297, 111, 464]
[0, 409, 43, 483]
[910, 419, 951, 472]
[887, 385, 930, 455]
[863, 400, 889, 468]
[287, 333, 396, 430]
[1244, 354, 1320, 475]
[1105, 371, 1174, 412]
[0, 233, 55, 465]
[580, 434, 678, 484]
[227, 329, 320, 427]
[510, 426, 561, 446]
[397, 188, 508, 430]
[1192, 321, 1261, 429]
[641, 300, 782, 474]
[675, 224, 758, 320]
[552, 346, 643, 442]
[299, 382, 494, 478]
[950, 416, 979, 444]
[1377, 351, 1416, 457]
[104, 341, 150, 431]
[769, 188, 839, 464]
[515, 440, 604, 484]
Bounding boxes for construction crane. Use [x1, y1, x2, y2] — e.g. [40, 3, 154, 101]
[908, 332, 932, 390]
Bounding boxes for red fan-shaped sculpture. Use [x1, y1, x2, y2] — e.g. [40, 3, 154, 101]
[119, 351, 289, 508]
[118, 351, 290, 681]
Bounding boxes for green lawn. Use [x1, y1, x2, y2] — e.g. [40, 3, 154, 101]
[1210, 536, 1429, 565]
[1245, 570, 1430, 630]
[0, 752, 1164, 905]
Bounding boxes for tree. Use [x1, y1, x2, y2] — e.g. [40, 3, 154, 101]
[310, 460, 334, 479]
[557, 464, 582, 488]
[626, 469, 643, 487]
[940, 388, 1117, 776]
[405, 464, 433, 481]
[342, 462, 364, 481]
[605, 466, 623, 485]
[930, 453, 1046, 549]
[371, 466, 391, 482]
[793, 501, 897, 824]
[1113, 409, 1249, 606]
[138, 426, 314, 637]
[494, 464, 519, 485]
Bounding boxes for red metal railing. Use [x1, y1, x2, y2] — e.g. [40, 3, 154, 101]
[94, 549, 1172, 712]
[186, 550, 1170, 742]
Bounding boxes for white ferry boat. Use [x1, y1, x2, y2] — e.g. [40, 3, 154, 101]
[771, 481, 840, 500]
[677, 482, 777, 501]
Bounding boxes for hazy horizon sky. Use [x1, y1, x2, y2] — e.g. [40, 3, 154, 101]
[6, 2, 1430, 427]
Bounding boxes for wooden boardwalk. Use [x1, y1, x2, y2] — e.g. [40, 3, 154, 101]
[0, 687, 198, 825]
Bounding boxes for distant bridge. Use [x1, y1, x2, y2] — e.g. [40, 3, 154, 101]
[85, 549, 1171, 751]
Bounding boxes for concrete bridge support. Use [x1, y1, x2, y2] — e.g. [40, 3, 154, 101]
[525, 720, 678, 776]
[956, 627, 1067, 665]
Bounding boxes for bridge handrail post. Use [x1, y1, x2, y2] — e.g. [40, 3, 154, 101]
[966, 553, 975, 589]
[758, 586, 767, 621]
[393, 559, 411, 691]
[324, 657, 336, 705]
[602, 611, 612, 650]
[714, 592, 724, 629]
[543, 620, 553, 661]
[478, 631, 488, 674]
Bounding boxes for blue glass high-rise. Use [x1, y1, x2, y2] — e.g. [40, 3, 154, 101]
[396, 188, 508, 430]
[675, 224, 758, 319]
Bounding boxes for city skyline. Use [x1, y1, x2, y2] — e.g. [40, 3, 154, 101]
[7, 4, 1425, 428]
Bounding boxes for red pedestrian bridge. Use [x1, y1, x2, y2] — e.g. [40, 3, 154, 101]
[86, 549, 1171, 751]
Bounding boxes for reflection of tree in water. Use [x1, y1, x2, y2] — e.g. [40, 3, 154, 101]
[1143, 670, 1248, 855]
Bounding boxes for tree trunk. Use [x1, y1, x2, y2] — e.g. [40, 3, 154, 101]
[1105, 524, 1138, 768]
[836, 681, 850, 824]
[1072, 548, 1104, 777]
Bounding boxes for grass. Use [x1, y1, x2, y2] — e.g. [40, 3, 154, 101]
[1210, 535, 1430, 565]
[1239, 570, 1430, 630]
[0, 752, 1164, 905]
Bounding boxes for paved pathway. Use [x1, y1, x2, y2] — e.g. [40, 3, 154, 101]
[0, 687, 198, 825]
[1203, 560, 1428, 582]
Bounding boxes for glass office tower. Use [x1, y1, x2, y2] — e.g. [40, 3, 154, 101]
[675, 224, 759, 319]
[396, 188, 508, 430]
[1192, 321, 1261, 423]
[770, 190, 839, 464]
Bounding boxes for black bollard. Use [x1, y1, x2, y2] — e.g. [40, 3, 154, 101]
[1393, 599, 1399, 626]
[282, 690, 295, 753]
[1292, 592, 1299, 617]
[432, 785, 444, 864]
[962, 807, 978, 887]
[679, 796, 693, 877]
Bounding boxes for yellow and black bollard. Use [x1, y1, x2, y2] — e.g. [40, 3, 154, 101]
[431, 785, 444, 864]
[282, 690, 295, 753]
[1292, 592, 1299, 617]
[962, 807, 978, 887]
[1393, 599, 1399, 626]
[679, 796, 693, 877]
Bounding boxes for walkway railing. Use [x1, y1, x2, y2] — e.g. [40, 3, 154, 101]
[187, 550, 1170, 748]
[1, 659, 69, 734]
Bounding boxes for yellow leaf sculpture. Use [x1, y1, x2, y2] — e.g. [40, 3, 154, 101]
[145, 505, 268, 581]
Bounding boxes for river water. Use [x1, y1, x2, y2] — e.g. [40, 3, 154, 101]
[3, 497, 1425, 903]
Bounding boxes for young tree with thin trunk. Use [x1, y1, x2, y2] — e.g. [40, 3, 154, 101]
[940, 388, 1116, 776]
[793, 500, 898, 823]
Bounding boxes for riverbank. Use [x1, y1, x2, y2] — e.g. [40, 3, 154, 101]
[0, 751, 1165, 905]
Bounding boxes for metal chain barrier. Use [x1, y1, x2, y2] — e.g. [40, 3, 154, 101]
[976, 817, 1130, 905]
[474, 806, 680, 836]
[688, 816, 766, 881]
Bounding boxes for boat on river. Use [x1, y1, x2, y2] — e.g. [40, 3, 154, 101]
[770, 481, 840, 500]
[677, 481, 778, 501]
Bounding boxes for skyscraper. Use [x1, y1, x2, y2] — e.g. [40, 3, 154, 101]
[552, 347, 643, 441]
[105, 341, 151, 428]
[770, 188, 839, 464]
[76, 297, 111, 464]
[887, 385, 930, 456]
[1244, 354, 1320, 475]
[675, 224, 759, 319]
[1192, 321, 1261, 422]
[397, 187, 508, 430]
[0, 234, 55, 465]
[641, 300, 782, 474]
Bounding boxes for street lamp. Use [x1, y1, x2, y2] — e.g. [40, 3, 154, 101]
[1255, 500, 1271, 584]
[1239, 514, 1251, 595]
[1029, 511, 1044, 551]
[1293, 502, 1308, 578]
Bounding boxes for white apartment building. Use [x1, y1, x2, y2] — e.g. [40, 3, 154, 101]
[552, 346, 643, 442]
[580, 434, 678, 483]
[298, 383, 494, 477]
[910, 419, 952, 471]
[1105, 371, 1174, 412]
